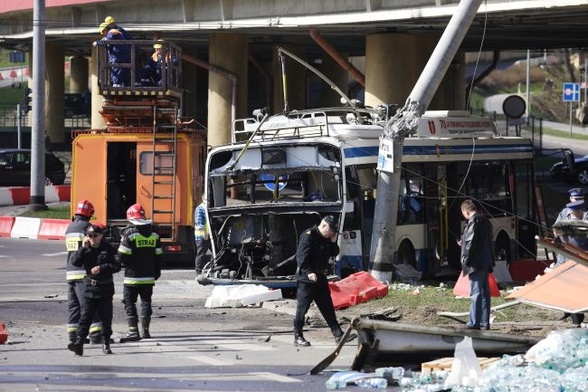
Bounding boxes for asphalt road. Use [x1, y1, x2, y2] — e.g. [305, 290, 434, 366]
[0, 238, 361, 392]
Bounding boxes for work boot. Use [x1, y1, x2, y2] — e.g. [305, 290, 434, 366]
[572, 313, 585, 327]
[294, 329, 311, 347]
[68, 331, 77, 344]
[120, 317, 141, 343]
[89, 331, 102, 345]
[102, 337, 113, 354]
[141, 316, 151, 339]
[67, 338, 84, 356]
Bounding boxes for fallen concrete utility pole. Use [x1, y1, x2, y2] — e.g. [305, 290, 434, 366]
[369, 0, 485, 282]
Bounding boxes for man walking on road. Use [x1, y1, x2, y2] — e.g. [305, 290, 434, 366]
[293, 215, 356, 347]
[118, 204, 162, 342]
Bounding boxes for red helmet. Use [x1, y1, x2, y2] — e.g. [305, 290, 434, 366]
[126, 204, 146, 220]
[75, 200, 94, 217]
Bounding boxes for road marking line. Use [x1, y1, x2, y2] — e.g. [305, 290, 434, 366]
[43, 251, 68, 256]
[252, 371, 302, 383]
[186, 355, 232, 366]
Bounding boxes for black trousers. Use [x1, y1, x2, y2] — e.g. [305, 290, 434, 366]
[76, 286, 114, 341]
[123, 285, 154, 319]
[67, 281, 102, 336]
[294, 277, 340, 333]
[195, 239, 211, 273]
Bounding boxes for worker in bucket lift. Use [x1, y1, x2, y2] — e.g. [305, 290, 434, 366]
[293, 215, 357, 347]
[103, 16, 132, 39]
[65, 200, 103, 346]
[118, 204, 162, 342]
[142, 40, 178, 86]
[95, 21, 131, 87]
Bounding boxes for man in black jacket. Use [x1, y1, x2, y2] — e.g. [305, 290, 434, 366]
[293, 215, 355, 347]
[459, 199, 495, 330]
[118, 204, 162, 342]
[68, 223, 121, 356]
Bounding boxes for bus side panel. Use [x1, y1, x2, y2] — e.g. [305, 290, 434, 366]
[71, 135, 108, 224]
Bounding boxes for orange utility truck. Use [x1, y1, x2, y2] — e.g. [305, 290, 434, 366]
[71, 40, 206, 266]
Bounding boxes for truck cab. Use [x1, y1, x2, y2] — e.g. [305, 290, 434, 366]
[71, 40, 206, 266]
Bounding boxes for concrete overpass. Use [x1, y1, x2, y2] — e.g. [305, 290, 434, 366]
[1, 0, 588, 145]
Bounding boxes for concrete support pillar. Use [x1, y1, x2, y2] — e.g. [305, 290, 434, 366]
[272, 44, 306, 113]
[207, 33, 248, 147]
[90, 45, 106, 129]
[181, 55, 199, 119]
[70, 56, 89, 94]
[365, 33, 465, 110]
[45, 43, 65, 144]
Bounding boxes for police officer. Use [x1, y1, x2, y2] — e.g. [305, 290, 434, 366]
[65, 200, 103, 344]
[554, 188, 586, 224]
[293, 215, 356, 346]
[118, 204, 162, 342]
[553, 199, 587, 327]
[68, 223, 121, 356]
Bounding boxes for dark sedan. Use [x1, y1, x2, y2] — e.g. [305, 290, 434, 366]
[0, 149, 66, 186]
[550, 154, 588, 185]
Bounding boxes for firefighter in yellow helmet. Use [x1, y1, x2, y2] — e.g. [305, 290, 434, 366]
[118, 204, 162, 342]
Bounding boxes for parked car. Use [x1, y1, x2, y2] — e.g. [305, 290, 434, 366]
[550, 152, 588, 185]
[64, 93, 90, 118]
[0, 149, 66, 186]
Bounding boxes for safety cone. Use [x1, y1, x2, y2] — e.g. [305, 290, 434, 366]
[0, 322, 8, 344]
[453, 272, 500, 297]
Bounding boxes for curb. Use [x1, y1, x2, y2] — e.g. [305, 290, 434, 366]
[0, 216, 69, 240]
[0, 185, 70, 206]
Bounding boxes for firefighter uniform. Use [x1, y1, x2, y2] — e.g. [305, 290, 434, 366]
[65, 201, 103, 344]
[118, 204, 162, 341]
[68, 224, 121, 356]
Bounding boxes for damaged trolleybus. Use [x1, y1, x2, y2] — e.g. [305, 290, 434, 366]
[198, 108, 537, 288]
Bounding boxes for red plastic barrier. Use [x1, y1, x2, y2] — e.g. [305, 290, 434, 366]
[508, 258, 549, 282]
[9, 187, 30, 205]
[0, 322, 7, 345]
[329, 271, 389, 310]
[0, 216, 15, 237]
[329, 282, 357, 309]
[453, 272, 501, 297]
[54, 185, 71, 201]
[37, 218, 70, 240]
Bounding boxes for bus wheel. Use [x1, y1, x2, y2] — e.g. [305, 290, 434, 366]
[396, 240, 416, 268]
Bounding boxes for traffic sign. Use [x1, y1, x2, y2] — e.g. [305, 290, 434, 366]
[563, 82, 580, 102]
[261, 173, 288, 192]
